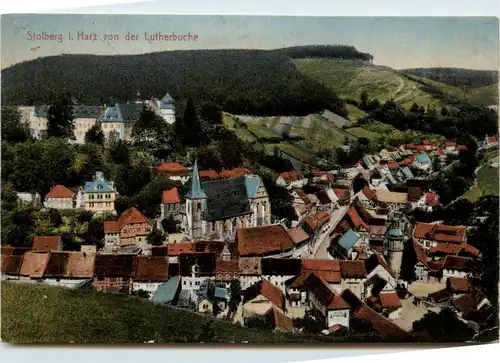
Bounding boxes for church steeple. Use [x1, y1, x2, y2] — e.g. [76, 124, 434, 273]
[186, 158, 207, 199]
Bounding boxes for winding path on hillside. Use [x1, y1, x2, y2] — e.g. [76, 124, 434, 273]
[391, 76, 405, 98]
[395, 84, 417, 102]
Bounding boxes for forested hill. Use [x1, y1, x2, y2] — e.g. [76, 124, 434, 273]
[401, 67, 499, 88]
[1, 46, 373, 116]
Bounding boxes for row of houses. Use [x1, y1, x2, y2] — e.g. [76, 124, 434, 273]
[18, 93, 176, 143]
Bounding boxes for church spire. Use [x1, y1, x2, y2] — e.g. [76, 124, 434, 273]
[186, 158, 207, 199]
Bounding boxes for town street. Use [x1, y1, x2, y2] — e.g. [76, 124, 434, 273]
[302, 206, 349, 259]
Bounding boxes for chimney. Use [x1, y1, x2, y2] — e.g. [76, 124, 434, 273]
[95, 171, 104, 180]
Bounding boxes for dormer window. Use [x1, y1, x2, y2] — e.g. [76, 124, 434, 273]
[97, 185, 103, 190]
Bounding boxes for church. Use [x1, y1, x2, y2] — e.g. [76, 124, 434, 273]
[184, 160, 272, 241]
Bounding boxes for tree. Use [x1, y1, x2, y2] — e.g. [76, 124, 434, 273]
[85, 123, 105, 145]
[147, 226, 166, 246]
[1, 106, 30, 143]
[412, 308, 475, 342]
[399, 238, 417, 283]
[161, 216, 180, 234]
[228, 279, 242, 314]
[46, 98, 75, 139]
[183, 98, 201, 147]
[199, 101, 223, 127]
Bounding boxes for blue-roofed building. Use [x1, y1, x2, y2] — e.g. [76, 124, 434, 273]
[415, 153, 432, 169]
[334, 229, 362, 259]
[184, 160, 271, 241]
[149, 93, 176, 125]
[151, 276, 181, 305]
[195, 280, 230, 315]
[102, 102, 144, 141]
[386, 228, 405, 252]
[401, 166, 414, 180]
[83, 171, 117, 213]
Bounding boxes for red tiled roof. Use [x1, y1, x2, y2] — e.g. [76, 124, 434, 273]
[379, 292, 402, 309]
[408, 155, 416, 162]
[456, 145, 467, 151]
[93, 254, 136, 277]
[301, 259, 340, 272]
[387, 161, 399, 170]
[362, 186, 376, 200]
[270, 306, 294, 332]
[442, 255, 474, 271]
[437, 150, 445, 156]
[415, 145, 425, 151]
[340, 260, 367, 278]
[303, 273, 349, 310]
[199, 169, 219, 179]
[355, 306, 409, 340]
[118, 207, 149, 226]
[105, 207, 151, 234]
[445, 141, 454, 147]
[487, 137, 497, 144]
[402, 158, 412, 165]
[219, 168, 251, 178]
[215, 259, 240, 274]
[425, 192, 438, 205]
[44, 252, 96, 278]
[414, 223, 467, 243]
[407, 187, 422, 202]
[304, 212, 331, 232]
[333, 188, 350, 200]
[364, 253, 395, 278]
[45, 185, 73, 199]
[1, 254, 24, 275]
[133, 256, 169, 281]
[288, 227, 310, 244]
[237, 225, 294, 256]
[279, 170, 304, 183]
[19, 252, 50, 278]
[162, 187, 181, 204]
[452, 292, 477, 313]
[346, 207, 370, 232]
[32, 236, 61, 252]
[422, 140, 431, 145]
[243, 279, 284, 308]
[167, 243, 196, 255]
[103, 220, 120, 233]
[0, 246, 31, 256]
[293, 189, 311, 204]
[406, 144, 416, 150]
[156, 162, 188, 175]
[447, 277, 472, 293]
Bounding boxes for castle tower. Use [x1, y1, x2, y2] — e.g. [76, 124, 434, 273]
[186, 158, 207, 239]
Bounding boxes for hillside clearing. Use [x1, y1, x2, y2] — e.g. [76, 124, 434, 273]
[2, 281, 380, 344]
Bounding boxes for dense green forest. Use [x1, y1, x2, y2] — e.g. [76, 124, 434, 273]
[1, 46, 374, 116]
[401, 67, 499, 88]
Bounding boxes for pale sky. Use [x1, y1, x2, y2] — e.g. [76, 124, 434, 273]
[1, 14, 498, 70]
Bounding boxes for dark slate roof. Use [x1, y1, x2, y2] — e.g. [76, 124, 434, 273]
[102, 103, 143, 122]
[201, 176, 251, 222]
[159, 93, 175, 109]
[261, 258, 302, 276]
[117, 103, 143, 121]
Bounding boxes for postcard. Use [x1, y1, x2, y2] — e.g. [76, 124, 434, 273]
[0, 14, 498, 345]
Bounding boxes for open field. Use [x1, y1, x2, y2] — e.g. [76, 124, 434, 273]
[344, 127, 381, 140]
[345, 104, 368, 122]
[467, 84, 499, 107]
[461, 163, 500, 202]
[294, 59, 446, 112]
[2, 281, 372, 344]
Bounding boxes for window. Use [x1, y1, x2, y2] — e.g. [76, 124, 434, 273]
[203, 304, 209, 309]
